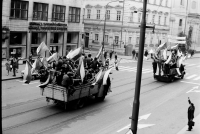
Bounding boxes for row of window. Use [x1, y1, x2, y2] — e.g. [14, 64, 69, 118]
[137, 0, 169, 7]
[87, 9, 168, 25]
[10, 0, 81, 23]
[94, 34, 165, 45]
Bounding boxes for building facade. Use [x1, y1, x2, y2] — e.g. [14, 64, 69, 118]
[170, 0, 200, 49]
[2, 0, 84, 60]
[83, 0, 171, 52]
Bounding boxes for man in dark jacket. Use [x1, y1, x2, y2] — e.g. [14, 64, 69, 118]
[132, 49, 135, 59]
[188, 97, 195, 131]
[86, 54, 93, 68]
[90, 57, 100, 72]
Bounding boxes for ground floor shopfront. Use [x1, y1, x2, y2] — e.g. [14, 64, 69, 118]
[2, 23, 81, 61]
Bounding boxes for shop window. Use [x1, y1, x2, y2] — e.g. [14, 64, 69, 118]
[33, 2, 48, 21]
[10, 0, 28, 19]
[10, 48, 22, 57]
[68, 7, 81, 23]
[31, 47, 37, 56]
[10, 33, 22, 44]
[52, 5, 65, 22]
[32, 33, 39, 44]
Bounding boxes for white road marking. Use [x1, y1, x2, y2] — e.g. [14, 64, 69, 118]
[180, 81, 200, 86]
[118, 66, 152, 74]
[117, 114, 153, 132]
[186, 86, 200, 93]
[185, 74, 198, 79]
[193, 76, 200, 80]
[16, 80, 26, 82]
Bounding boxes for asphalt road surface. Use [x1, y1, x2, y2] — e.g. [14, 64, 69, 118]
[2, 58, 200, 134]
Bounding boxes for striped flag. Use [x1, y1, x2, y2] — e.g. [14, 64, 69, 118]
[67, 47, 82, 61]
[37, 42, 49, 56]
[96, 46, 103, 59]
[92, 69, 103, 85]
[76, 56, 85, 82]
[47, 52, 58, 63]
[24, 61, 32, 84]
[103, 66, 113, 85]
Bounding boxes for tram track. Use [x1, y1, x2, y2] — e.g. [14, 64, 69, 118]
[3, 75, 169, 133]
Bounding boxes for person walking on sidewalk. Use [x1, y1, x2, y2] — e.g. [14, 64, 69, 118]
[12, 57, 18, 76]
[5, 59, 11, 75]
[114, 52, 119, 71]
[132, 49, 136, 60]
[187, 97, 195, 131]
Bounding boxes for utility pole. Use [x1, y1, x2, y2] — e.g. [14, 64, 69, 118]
[120, 0, 125, 48]
[129, 0, 154, 133]
[184, 0, 189, 34]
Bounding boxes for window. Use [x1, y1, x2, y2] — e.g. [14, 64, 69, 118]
[106, 10, 110, 20]
[31, 33, 39, 44]
[146, 14, 148, 23]
[158, 16, 161, 25]
[152, 15, 155, 24]
[159, 0, 162, 5]
[33, 3, 48, 21]
[52, 5, 65, 22]
[95, 34, 99, 41]
[136, 37, 139, 44]
[192, 1, 196, 9]
[10, 33, 22, 44]
[10, 0, 28, 19]
[180, 0, 184, 5]
[97, 10, 100, 19]
[179, 19, 182, 26]
[130, 12, 134, 22]
[114, 36, 119, 44]
[68, 7, 80, 23]
[87, 9, 91, 19]
[164, 16, 167, 25]
[165, 0, 168, 6]
[117, 11, 121, 21]
[105, 35, 108, 42]
[128, 37, 132, 44]
[154, 0, 157, 4]
[138, 13, 142, 22]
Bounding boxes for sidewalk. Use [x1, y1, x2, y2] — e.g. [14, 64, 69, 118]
[1, 64, 25, 81]
[177, 114, 200, 134]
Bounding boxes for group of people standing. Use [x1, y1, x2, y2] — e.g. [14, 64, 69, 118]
[5, 56, 19, 76]
[132, 49, 149, 60]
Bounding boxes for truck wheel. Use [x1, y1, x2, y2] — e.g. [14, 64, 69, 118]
[73, 98, 85, 109]
[170, 76, 175, 82]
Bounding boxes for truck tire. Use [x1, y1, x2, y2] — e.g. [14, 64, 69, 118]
[73, 98, 86, 109]
[96, 95, 105, 102]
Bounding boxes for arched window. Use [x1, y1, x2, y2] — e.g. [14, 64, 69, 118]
[192, 1, 196, 9]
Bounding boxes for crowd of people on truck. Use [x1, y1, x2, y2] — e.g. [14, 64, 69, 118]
[38, 50, 119, 90]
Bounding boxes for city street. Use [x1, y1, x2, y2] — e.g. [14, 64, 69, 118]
[2, 57, 200, 134]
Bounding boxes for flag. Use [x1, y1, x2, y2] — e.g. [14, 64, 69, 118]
[23, 61, 32, 84]
[76, 56, 85, 82]
[171, 44, 179, 49]
[92, 69, 103, 85]
[32, 58, 43, 71]
[41, 57, 48, 68]
[96, 46, 103, 59]
[67, 47, 82, 61]
[47, 52, 58, 63]
[36, 42, 49, 55]
[103, 67, 113, 85]
[156, 42, 168, 52]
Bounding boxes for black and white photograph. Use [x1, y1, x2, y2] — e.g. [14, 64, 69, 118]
[2, 0, 200, 134]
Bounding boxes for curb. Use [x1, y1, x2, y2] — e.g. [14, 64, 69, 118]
[2, 76, 22, 81]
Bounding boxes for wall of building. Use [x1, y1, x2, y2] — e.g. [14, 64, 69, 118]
[83, 0, 171, 51]
[2, 0, 84, 60]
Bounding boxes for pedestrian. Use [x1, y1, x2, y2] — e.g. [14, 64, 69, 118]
[114, 52, 119, 71]
[5, 59, 11, 75]
[12, 57, 17, 76]
[109, 50, 113, 59]
[187, 97, 195, 131]
[144, 50, 149, 60]
[132, 49, 135, 59]
[104, 51, 107, 60]
[29, 54, 33, 64]
[16, 57, 19, 73]
[135, 51, 138, 60]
